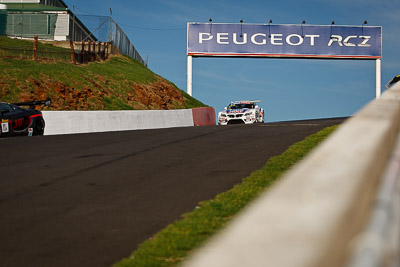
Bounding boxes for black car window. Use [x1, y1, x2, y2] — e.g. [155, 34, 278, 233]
[229, 103, 254, 109]
[0, 103, 13, 113]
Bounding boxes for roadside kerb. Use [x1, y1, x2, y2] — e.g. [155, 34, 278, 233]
[183, 82, 400, 267]
[192, 107, 216, 126]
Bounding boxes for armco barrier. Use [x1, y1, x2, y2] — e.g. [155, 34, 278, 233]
[192, 107, 216, 126]
[183, 83, 400, 267]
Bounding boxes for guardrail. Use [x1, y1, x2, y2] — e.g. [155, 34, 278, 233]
[183, 82, 400, 267]
[42, 108, 216, 135]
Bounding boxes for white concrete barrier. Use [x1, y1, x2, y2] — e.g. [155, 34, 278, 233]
[183, 83, 400, 267]
[42, 109, 194, 135]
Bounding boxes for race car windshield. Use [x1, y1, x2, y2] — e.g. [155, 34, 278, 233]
[228, 103, 254, 109]
[0, 103, 13, 113]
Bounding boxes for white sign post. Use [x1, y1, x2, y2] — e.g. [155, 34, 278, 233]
[187, 23, 382, 98]
[187, 55, 193, 97]
[376, 59, 381, 98]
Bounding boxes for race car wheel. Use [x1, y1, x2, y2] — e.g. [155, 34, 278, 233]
[260, 114, 264, 123]
[33, 118, 45, 135]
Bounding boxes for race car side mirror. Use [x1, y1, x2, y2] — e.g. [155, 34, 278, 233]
[255, 105, 259, 109]
[224, 107, 227, 110]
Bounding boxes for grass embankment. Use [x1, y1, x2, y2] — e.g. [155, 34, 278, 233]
[114, 125, 338, 267]
[0, 36, 206, 110]
[0, 36, 71, 61]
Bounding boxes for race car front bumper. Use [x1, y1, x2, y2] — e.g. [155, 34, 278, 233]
[218, 113, 256, 125]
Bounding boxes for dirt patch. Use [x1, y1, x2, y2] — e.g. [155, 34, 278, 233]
[128, 80, 185, 110]
[11, 75, 187, 110]
[16, 76, 110, 110]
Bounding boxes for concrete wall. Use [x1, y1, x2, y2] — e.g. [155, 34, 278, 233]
[42, 107, 216, 135]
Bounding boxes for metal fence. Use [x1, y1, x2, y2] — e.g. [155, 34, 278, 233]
[0, 35, 110, 64]
[69, 14, 146, 66]
[0, 4, 147, 66]
[73, 14, 109, 42]
[110, 18, 146, 66]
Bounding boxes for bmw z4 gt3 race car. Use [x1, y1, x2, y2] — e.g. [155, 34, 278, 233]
[0, 100, 50, 137]
[218, 100, 264, 125]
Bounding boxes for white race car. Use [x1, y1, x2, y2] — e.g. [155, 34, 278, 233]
[218, 100, 264, 125]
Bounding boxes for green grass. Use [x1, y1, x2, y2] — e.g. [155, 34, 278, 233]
[114, 125, 339, 267]
[0, 56, 206, 109]
[0, 56, 160, 92]
[0, 36, 71, 61]
[0, 36, 207, 109]
[103, 95, 136, 110]
[183, 90, 209, 109]
[165, 80, 209, 109]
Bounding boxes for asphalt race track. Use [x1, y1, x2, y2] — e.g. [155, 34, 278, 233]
[0, 118, 345, 267]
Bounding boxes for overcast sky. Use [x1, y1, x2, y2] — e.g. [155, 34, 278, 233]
[64, 0, 399, 122]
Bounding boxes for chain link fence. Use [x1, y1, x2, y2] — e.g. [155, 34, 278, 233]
[0, 35, 70, 61]
[73, 14, 109, 42]
[69, 13, 146, 66]
[0, 5, 147, 66]
[110, 19, 146, 66]
[0, 35, 111, 63]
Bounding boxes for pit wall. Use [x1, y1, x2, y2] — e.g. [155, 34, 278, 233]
[42, 107, 215, 135]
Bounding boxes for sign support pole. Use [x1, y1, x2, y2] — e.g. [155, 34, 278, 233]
[187, 55, 193, 96]
[376, 59, 381, 98]
[187, 23, 382, 99]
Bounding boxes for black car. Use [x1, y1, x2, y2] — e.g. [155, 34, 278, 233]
[386, 74, 400, 89]
[0, 100, 50, 137]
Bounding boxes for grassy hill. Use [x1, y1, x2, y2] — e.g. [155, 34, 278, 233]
[0, 37, 206, 110]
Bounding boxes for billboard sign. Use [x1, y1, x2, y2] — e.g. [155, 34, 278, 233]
[187, 23, 382, 59]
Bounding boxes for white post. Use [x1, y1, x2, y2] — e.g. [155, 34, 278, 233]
[187, 55, 193, 96]
[376, 59, 381, 98]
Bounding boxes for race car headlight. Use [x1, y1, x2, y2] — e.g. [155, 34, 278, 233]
[245, 112, 254, 116]
[220, 114, 227, 117]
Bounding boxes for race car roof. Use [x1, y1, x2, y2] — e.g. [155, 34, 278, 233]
[230, 100, 261, 105]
